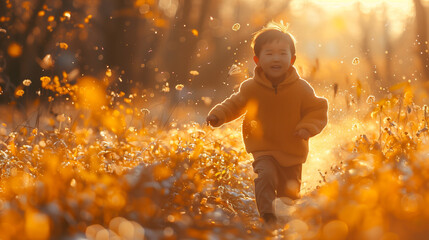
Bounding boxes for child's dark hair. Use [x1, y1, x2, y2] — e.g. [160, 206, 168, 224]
[251, 21, 296, 57]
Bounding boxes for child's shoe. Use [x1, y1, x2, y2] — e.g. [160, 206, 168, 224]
[262, 213, 277, 228]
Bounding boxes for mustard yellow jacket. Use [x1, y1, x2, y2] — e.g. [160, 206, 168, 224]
[209, 66, 328, 163]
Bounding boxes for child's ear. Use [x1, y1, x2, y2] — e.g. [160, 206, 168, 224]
[291, 55, 296, 65]
[290, 55, 296, 65]
[253, 56, 259, 65]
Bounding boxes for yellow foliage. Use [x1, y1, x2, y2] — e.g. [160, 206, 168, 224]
[25, 210, 50, 240]
[338, 203, 363, 227]
[76, 77, 107, 110]
[319, 180, 339, 199]
[322, 220, 348, 240]
[59, 42, 68, 50]
[357, 187, 378, 208]
[15, 88, 24, 97]
[40, 76, 51, 88]
[1, 75, 429, 239]
[102, 110, 125, 134]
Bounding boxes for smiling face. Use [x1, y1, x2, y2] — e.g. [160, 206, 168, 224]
[254, 40, 296, 83]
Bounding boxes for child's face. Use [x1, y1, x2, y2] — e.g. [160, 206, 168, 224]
[254, 40, 296, 81]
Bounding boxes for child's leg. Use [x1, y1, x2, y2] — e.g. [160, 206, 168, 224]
[277, 164, 302, 200]
[252, 155, 279, 217]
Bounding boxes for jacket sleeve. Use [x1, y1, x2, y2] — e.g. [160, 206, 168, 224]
[296, 81, 328, 137]
[208, 81, 248, 127]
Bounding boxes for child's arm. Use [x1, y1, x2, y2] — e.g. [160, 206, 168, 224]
[207, 81, 248, 127]
[295, 82, 328, 138]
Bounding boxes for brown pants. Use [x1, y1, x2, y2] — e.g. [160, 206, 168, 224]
[253, 155, 302, 216]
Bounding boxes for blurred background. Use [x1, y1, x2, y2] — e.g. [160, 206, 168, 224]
[0, 0, 428, 123]
[2, 2, 429, 239]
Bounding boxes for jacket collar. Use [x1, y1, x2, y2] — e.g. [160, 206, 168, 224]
[254, 66, 300, 89]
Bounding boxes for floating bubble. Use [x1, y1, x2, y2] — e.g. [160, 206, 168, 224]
[201, 96, 212, 106]
[56, 114, 66, 122]
[23, 79, 32, 86]
[162, 83, 170, 92]
[141, 108, 150, 115]
[192, 29, 198, 37]
[366, 95, 375, 104]
[70, 178, 76, 187]
[106, 68, 112, 77]
[190, 70, 199, 76]
[63, 11, 71, 19]
[228, 64, 241, 75]
[232, 23, 241, 31]
[175, 84, 184, 91]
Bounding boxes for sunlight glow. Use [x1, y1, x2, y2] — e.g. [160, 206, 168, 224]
[307, 0, 414, 15]
[311, 0, 412, 9]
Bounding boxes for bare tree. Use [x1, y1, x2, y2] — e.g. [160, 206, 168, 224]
[356, 2, 409, 96]
[413, 0, 429, 82]
[382, 3, 393, 84]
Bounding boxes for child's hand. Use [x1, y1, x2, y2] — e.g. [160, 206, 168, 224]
[206, 114, 219, 127]
[295, 129, 311, 140]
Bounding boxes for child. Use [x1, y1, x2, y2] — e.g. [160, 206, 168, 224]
[206, 22, 328, 226]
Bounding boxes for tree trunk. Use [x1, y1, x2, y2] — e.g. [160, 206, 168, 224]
[383, 3, 393, 84]
[358, 5, 383, 95]
[413, 0, 429, 82]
